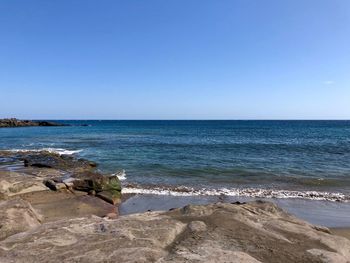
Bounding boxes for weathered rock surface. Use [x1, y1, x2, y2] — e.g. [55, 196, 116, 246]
[19, 190, 117, 222]
[0, 170, 52, 199]
[0, 198, 42, 240]
[0, 151, 121, 223]
[0, 201, 349, 263]
[0, 118, 67, 128]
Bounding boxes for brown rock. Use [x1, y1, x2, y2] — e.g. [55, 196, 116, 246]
[0, 198, 42, 241]
[0, 201, 349, 263]
[96, 190, 121, 205]
[105, 212, 118, 220]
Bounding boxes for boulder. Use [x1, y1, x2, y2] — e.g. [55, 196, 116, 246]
[73, 172, 121, 204]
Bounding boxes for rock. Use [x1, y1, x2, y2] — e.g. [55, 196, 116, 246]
[0, 118, 68, 128]
[0, 201, 349, 262]
[0, 198, 42, 241]
[73, 173, 121, 204]
[43, 179, 57, 190]
[55, 183, 67, 190]
[62, 178, 75, 189]
[17, 190, 118, 223]
[22, 152, 96, 171]
[88, 190, 96, 196]
[43, 179, 66, 191]
[105, 212, 118, 220]
[188, 221, 207, 232]
[96, 190, 121, 205]
[0, 171, 48, 199]
[0, 151, 122, 224]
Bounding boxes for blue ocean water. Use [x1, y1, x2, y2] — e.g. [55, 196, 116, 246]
[1, 120, 350, 200]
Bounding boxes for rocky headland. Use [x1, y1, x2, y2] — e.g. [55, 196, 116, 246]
[0, 118, 68, 128]
[0, 151, 349, 262]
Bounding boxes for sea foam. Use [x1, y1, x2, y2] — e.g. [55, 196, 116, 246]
[122, 184, 349, 202]
[112, 170, 127, 181]
[5, 148, 82, 155]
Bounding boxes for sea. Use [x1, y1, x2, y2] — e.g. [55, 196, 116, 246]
[1, 120, 350, 203]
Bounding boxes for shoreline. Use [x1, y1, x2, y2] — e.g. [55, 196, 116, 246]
[1, 149, 350, 228]
[119, 193, 350, 228]
[119, 193, 350, 240]
[1, 150, 350, 261]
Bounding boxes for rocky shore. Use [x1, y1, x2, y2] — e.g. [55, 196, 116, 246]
[0, 151, 349, 262]
[0, 118, 68, 128]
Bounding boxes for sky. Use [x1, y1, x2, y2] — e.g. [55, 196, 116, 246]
[0, 0, 349, 120]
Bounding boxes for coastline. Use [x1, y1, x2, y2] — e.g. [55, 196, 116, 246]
[119, 193, 350, 228]
[1, 150, 350, 262]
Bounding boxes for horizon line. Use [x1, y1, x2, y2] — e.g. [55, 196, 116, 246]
[9, 119, 350, 121]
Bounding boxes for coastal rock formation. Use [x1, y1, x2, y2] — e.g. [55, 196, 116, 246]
[21, 151, 97, 171]
[0, 118, 67, 128]
[0, 201, 349, 263]
[1, 150, 350, 262]
[73, 172, 122, 204]
[0, 151, 121, 221]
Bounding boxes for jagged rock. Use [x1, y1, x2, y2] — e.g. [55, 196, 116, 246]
[0, 198, 42, 241]
[0, 201, 349, 263]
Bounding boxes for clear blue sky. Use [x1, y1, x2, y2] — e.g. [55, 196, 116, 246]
[0, 0, 349, 119]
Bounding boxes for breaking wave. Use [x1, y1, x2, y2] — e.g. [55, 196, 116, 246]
[4, 148, 82, 155]
[122, 184, 349, 202]
[113, 170, 127, 181]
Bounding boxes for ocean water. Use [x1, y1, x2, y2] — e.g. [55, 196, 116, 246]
[1, 120, 350, 202]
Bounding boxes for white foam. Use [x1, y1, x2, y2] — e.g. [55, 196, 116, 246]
[122, 185, 349, 202]
[113, 170, 127, 181]
[5, 148, 82, 155]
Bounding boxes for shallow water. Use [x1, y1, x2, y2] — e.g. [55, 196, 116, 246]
[1, 120, 350, 201]
[119, 194, 350, 227]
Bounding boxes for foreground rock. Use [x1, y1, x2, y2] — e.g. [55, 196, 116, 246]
[0, 201, 349, 263]
[0, 118, 67, 128]
[0, 198, 42, 240]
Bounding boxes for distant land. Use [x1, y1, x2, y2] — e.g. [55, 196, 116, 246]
[0, 118, 67, 128]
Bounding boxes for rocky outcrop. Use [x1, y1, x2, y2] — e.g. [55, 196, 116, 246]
[21, 151, 97, 171]
[0, 151, 121, 222]
[72, 172, 122, 204]
[0, 201, 349, 263]
[0, 118, 68, 128]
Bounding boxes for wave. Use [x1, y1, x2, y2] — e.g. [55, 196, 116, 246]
[112, 170, 127, 181]
[122, 184, 349, 202]
[4, 148, 82, 155]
